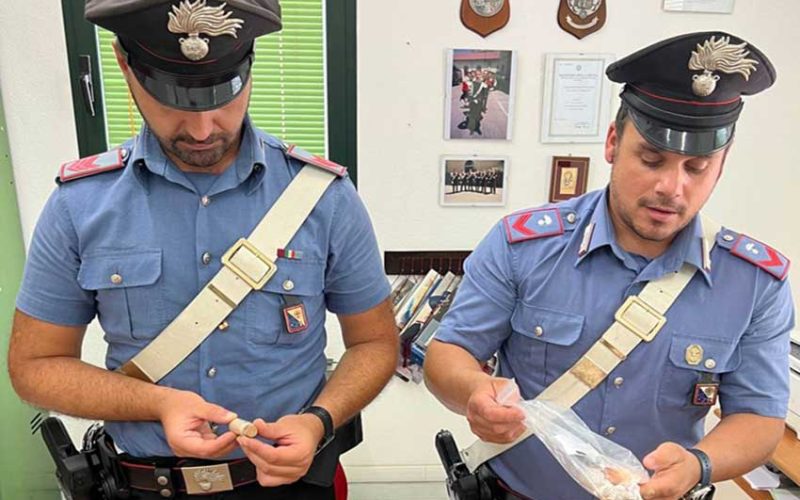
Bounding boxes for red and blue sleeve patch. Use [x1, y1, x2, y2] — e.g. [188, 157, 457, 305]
[730, 234, 790, 281]
[58, 148, 127, 183]
[285, 145, 347, 177]
[503, 208, 564, 244]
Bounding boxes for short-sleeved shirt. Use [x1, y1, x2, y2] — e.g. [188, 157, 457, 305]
[435, 188, 795, 500]
[16, 117, 391, 457]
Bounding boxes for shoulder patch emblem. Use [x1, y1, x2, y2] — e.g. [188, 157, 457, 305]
[285, 144, 347, 177]
[58, 148, 128, 183]
[503, 208, 564, 244]
[730, 234, 790, 281]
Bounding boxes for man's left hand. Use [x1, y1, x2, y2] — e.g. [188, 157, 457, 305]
[238, 414, 324, 487]
[639, 442, 702, 500]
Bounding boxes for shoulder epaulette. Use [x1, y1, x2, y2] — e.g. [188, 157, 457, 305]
[58, 148, 128, 184]
[503, 207, 564, 244]
[718, 229, 790, 281]
[284, 144, 347, 177]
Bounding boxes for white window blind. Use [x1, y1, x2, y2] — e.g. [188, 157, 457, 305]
[97, 0, 326, 156]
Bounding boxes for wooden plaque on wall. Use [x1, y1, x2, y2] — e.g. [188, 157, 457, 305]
[460, 0, 510, 38]
[557, 0, 606, 40]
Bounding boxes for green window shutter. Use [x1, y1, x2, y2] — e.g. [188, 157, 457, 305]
[96, 0, 326, 156]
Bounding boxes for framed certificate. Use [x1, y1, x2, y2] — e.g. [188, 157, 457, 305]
[549, 156, 589, 202]
[540, 53, 615, 143]
[663, 0, 735, 14]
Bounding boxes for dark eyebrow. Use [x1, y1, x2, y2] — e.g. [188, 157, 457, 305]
[636, 142, 665, 156]
[637, 141, 713, 161]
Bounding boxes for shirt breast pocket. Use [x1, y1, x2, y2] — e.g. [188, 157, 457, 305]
[245, 259, 325, 346]
[77, 249, 165, 341]
[658, 333, 742, 411]
[508, 303, 585, 389]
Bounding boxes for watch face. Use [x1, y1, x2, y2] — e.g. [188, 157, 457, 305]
[468, 0, 505, 17]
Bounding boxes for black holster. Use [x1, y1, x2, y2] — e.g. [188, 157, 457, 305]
[39, 417, 129, 500]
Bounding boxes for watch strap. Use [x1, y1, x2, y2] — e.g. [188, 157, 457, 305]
[687, 448, 712, 488]
[301, 406, 334, 451]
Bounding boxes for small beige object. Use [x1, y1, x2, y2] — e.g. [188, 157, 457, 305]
[111, 273, 123, 285]
[704, 358, 717, 370]
[685, 344, 704, 366]
[229, 418, 258, 438]
[566, 212, 577, 224]
[534, 325, 544, 336]
[613, 376, 624, 387]
[723, 233, 735, 242]
[218, 321, 229, 331]
[201, 195, 210, 207]
[282, 280, 295, 291]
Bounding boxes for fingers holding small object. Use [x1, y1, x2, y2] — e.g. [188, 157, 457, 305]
[229, 418, 258, 438]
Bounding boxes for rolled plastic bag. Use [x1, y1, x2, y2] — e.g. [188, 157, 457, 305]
[518, 398, 649, 500]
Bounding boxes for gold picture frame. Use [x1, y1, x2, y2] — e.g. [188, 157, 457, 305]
[549, 156, 589, 202]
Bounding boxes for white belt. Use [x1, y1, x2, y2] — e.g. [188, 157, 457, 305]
[119, 166, 337, 383]
[461, 215, 720, 472]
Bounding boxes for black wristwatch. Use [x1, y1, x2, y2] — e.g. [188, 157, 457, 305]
[683, 448, 715, 500]
[300, 405, 334, 454]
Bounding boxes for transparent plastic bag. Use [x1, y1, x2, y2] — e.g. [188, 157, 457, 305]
[518, 398, 650, 500]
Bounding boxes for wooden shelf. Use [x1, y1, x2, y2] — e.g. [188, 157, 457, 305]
[734, 477, 774, 500]
[737, 425, 800, 499]
[771, 425, 800, 486]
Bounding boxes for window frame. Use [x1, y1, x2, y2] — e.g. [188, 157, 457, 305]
[60, 0, 358, 185]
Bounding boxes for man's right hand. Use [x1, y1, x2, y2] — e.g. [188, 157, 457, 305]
[157, 389, 239, 459]
[466, 377, 527, 443]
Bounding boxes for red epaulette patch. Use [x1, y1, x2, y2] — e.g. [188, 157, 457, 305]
[729, 234, 791, 281]
[285, 144, 347, 177]
[58, 148, 128, 183]
[503, 207, 564, 244]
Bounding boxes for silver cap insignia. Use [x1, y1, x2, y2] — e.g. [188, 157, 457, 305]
[167, 0, 244, 61]
[688, 36, 759, 97]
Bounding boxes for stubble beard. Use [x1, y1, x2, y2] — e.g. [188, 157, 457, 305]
[160, 132, 236, 169]
[609, 176, 688, 244]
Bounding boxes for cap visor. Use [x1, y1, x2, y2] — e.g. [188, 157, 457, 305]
[131, 57, 251, 112]
[628, 108, 734, 157]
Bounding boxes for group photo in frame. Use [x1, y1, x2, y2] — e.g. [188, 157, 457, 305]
[549, 156, 589, 202]
[440, 155, 508, 207]
[445, 48, 517, 140]
[540, 53, 614, 144]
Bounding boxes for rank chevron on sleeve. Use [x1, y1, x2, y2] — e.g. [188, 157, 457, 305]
[503, 208, 564, 243]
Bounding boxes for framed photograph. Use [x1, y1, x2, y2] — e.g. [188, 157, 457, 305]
[540, 53, 615, 143]
[549, 156, 589, 203]
[663, 0, 734, 14]
[441, 156, 508, 207]
[445, 49, 517, 140]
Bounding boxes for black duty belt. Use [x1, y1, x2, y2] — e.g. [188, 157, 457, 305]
[478, 464, 535, 500]
[121, 457, 258, 496]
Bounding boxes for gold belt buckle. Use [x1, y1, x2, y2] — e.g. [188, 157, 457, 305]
[614, 295, 666, 342]
[180, 463, 234, 495]
[221, 238, 277, 290]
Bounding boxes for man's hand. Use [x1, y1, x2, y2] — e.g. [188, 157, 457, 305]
[639, 442, 702, 500]
[238, 414, 324, 487]
[157, 390, 239, 459]
[466, 377, 526, 443]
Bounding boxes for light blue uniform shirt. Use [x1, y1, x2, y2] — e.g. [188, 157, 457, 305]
[17, 118, 391, 457]
[436, 189, 795, 500]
